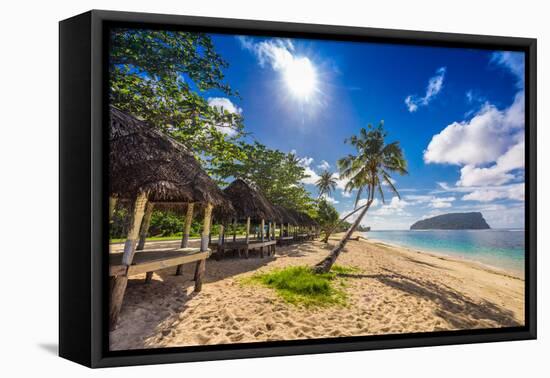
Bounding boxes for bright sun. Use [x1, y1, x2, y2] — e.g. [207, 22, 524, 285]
[283, 57, 318, 101]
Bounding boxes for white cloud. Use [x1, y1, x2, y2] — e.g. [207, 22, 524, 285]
[333, 172, 350, 193]
[357, 198, 380, 208]
[341, 191, 352, 198]
[430, 198, 454, 208]
[405, 194, 455, 208]
[434, 182, 524, 203]
[424, 92, 524, 166]
[317, 160, 331, 170]
[442, 52, 526, 192]
[466, 90, 474, 103]
[462, 183, 524, 202]
[371, 197, 410, 216]
[457, 141, 524, 187]
[295, 155, 321, 185]
[465, 90, 486, 106]
[208, 97, 242, 115]
[238, 37, 296, 71]
[404, 96, 418, 112]
[491, 51, 525, 88]
[208, 97, 242, 136]
[405, 67, 446, 112]
[320, 194, 339, 204]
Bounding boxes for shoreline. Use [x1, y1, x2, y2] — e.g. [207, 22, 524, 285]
[360, 236, 524, 280]
[110, 237, 525, 350]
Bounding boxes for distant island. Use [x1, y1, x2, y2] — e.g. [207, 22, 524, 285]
[410, 212, 491, 230]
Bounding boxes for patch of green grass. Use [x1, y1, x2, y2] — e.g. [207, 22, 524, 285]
[243, 265, 359, 307]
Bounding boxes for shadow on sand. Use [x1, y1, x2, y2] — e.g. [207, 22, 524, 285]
[111, 241, 329, 350]
[339, 268, 520, 329]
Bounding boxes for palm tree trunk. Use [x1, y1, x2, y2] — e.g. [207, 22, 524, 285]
[313, 198, 373, 274]
[321, 230, 331, 243]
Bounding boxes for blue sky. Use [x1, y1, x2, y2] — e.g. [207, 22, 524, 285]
[203, 33, 525, 230]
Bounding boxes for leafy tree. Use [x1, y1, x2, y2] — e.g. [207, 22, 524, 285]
[212, 141, 316, 214]
[109, 29, 246, 167]
[315, 170, 337, 199]
[148, 211, 184, 237]
[313, 123, 407, 273]
[315, 199, 340, 242]
[110, 207, 129, 239]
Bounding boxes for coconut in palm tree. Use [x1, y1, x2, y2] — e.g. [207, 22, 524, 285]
[313, 122, 407, 273]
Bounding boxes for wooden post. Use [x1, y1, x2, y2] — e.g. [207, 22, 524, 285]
[121, 191, 148, 266]
[245, 217, 250, 259]
[217, 224, 225, 259]
[193, 203, 212, 292]
[176, 203, 194, 275]
[194, 259, 206, 292]
[209, 213, 214, 244]
[200, 203, 213, 252]
[260, 218, 265, 257]
[180, 202, 194, 248]
[261, 219, 265, 242]
[245, 217, 250, 243]
[233, 218, 237, 242]
[136, 202, 154, 251]
[109, 195, 118, 222]
[110, 191, 148, 330]
[145, 271, 153, 283]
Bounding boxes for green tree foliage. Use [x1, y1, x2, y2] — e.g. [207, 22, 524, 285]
[315, 199, 340, 242]
[109, 29, 246, 167]
[339, 122, 407, 208]
[148, 211, 185, 237]
[314, 123, 407, 273]
[212, 141, 316, 214]
[315, 170, 337, 199]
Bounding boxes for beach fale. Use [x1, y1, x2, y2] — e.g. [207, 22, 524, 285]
[108, 106, 233, 330]
[211, 178, 279, 259]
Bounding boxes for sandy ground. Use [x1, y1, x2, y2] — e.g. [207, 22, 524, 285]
[109, 236, 524, 350]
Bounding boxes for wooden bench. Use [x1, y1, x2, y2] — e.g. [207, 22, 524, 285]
[277, 236, 295, 246]
[110, 248, 210, 288]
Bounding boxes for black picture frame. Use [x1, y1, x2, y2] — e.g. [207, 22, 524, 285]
[59, 9, 537, 368]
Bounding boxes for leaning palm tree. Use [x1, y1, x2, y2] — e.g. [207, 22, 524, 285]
[313, 123, 407, 273]
[315, 170, 337, 199]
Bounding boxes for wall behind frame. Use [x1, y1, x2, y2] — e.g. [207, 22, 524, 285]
[0, 0, 546, 376]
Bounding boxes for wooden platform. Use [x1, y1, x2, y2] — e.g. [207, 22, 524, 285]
[109, 248, 210, 277]
[277, 236, 294, 246]
[210, 239, 277, 259]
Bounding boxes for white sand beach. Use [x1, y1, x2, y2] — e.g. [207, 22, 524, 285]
[109, 236, 524, 350]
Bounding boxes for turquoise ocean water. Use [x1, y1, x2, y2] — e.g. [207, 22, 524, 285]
[362, 229, 525, 275]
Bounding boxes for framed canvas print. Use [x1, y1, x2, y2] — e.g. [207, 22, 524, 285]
[59, 10, 536, 368]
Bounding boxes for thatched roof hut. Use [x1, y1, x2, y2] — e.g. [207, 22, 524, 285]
[299, 211, 319, 227]
[110, 106, 230, 208]
[282, 208, 318, 227]
[221, 179, 277, 222]
[273, 205, 297, 225]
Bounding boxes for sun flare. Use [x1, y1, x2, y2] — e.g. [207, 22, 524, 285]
[283, 57, 318, 101]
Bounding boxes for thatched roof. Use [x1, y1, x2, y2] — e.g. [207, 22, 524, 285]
[282, 207, 318, 227]
[221, 179, 277, 221]
[273, 205, 297, 224]
[299, 211, 319, 227]
[109, 106, 231, 209]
